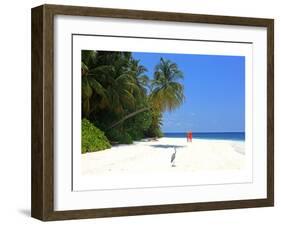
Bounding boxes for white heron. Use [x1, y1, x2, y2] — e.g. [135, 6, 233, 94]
[171, 147, 177, 167]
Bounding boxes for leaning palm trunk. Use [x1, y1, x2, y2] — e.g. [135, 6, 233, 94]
[107, 107, 150, 130]
[107, 57, 184, 131]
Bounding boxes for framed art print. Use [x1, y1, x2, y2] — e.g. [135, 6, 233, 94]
[31, 4, 274, 221]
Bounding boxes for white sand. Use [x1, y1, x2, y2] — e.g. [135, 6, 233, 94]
[81, 138, 245, 176]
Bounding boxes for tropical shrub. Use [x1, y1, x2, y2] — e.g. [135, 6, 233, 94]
[144, 109, 163, 138]
[119, 132, 133, 144]
[106, 129, 133, 144]
[82, 119, 111, 154]
[125, 106, 152, 140]
[105, 128, 122, 143]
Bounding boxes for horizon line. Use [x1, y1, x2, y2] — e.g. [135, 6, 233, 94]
[163, 131, 245, 133]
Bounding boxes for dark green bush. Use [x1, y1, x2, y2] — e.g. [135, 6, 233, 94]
[144, 108, 163, 138]
[128, 129, 144, 141]
[106, 129, 133, 144]
[105, 128, 121, 143]
[145, 127, 163, 138]
[125, 109, 152, 141]
[119, 132, 133, 144]
[82, 119, 111, 154]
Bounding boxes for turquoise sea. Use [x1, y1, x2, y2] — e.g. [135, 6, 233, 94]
[164, 132, 245, 141]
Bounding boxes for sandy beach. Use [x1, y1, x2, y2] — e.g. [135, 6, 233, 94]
[81, 138, 245, 176]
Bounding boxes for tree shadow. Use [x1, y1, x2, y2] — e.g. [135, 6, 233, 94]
[150, 144, 185, 149]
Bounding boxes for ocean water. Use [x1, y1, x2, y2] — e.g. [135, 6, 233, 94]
[164, 132, 245, 141]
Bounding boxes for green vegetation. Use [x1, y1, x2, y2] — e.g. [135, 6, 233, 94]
[145, 108, 163, 138]
[82, 119, 111, 153]
[81, 50, 185, 153]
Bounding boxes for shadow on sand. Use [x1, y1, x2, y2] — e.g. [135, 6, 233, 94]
[149, 144, 185, 149]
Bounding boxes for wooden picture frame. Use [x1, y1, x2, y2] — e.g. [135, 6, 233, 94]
[31, 4, 274, 221]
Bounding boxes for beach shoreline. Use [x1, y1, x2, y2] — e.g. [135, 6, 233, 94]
[81, 137, 245, 176]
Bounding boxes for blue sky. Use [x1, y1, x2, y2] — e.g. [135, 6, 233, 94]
[132, 52, 245, 133]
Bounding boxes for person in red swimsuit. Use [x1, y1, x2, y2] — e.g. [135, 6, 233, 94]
[189, 131, 193, 142]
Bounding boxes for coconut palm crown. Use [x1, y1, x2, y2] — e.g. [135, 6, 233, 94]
[150, 57, 185, 112]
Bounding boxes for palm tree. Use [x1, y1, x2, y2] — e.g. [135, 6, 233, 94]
[82, 50, 109, 118]
[100, 56, 140, 115]
[108, 57, 184, 130]
[150, 57, 184, 111]
[82, 51, 143, 120]
[129, 59, 149, 95]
